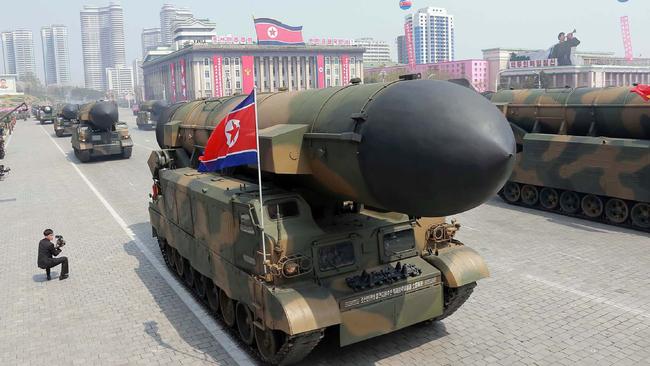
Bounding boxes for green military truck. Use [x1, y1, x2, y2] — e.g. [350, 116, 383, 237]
[71, 101, 133, 162]
[54, 104, 80, 137]
[38, 105, 56, 124]
[147, 80, 516, 364]
[136, 100, 168, 130]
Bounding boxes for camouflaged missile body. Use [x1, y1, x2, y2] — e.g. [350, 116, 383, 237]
[71, 101, 133, 162]
[490, 86, 650, 231]
[148, 79, 515, 364]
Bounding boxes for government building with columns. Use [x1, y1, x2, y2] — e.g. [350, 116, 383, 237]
[142, 43, 365, 101]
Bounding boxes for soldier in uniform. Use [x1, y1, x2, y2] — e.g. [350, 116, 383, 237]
[37, 229, 69, 280]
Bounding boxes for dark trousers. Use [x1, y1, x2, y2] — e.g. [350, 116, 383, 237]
[43, 257, 69, 277]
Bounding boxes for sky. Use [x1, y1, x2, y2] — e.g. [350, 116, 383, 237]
[2, 0, 648, 86]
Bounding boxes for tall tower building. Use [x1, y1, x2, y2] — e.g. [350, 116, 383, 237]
[80, 3, 126, 91]
[1, 30, 37, 80]
[141, 28, 161, 57]
[160, 4, 193, 46]
[41, 25, 71, 85]
[396, 35, 408, 64]
[405, 7, 455, 64]
[1, 32, 15, 75]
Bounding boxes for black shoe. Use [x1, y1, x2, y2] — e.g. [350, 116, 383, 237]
[59, 274, 68, 281]
[46, 275, 51, 281]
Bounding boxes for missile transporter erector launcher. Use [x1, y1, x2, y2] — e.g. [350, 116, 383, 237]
[71, 101, 133, 162]
[136, 100, 167, 130]
[54, 104, 80, 137]
[148, 79, 516, 364]
[38, 105, 56, 124]
[490, 86, 650, 231]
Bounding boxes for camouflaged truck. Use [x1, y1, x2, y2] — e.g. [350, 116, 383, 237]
[148, 79, 515, 364]
[71, 101, 133, 162]
[490, 86, 650, 231]
[136, 100, 167, 130]
[54, 104, 80, 137]
[38, 105, 56, 124]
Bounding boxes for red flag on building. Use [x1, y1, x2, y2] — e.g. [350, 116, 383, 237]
[254, 18, 304, 45]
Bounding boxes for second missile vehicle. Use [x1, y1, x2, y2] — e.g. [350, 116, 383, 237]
[71, 101, 133, 162]
[148, 79, 516, 364]
[136, 100, 167, 130]
[54, 103, 79, 137]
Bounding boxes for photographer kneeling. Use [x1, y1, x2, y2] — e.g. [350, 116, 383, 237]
[37, 229, 69, 281]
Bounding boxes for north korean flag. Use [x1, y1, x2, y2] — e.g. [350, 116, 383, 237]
[254, 18, 305, 46]
[198, 90, 258, 172]
[631, 84, 650, 101]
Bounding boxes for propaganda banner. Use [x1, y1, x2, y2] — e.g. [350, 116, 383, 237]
[212, 55, 223, 97]
[180, 58, 187, 100]
[317, 55, 325, 88]
[341, 54, 350, 85]
[170, 63, 176, 103]
[404, 22, 416, 70]
[241, 55, 255, 94]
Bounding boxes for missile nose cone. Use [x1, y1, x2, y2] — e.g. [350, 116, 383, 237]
[359, 80, 515, 216]
[90, 101, 118, 130]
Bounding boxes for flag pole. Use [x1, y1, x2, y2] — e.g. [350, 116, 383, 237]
[253, 87, 268, 275]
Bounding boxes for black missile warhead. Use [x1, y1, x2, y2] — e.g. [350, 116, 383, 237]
[89, 101, 119, 130]
[358, 80, 516, 216]
[61, 104, 79, 120]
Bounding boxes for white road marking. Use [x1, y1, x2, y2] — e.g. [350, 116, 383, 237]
[40, 125, 254, 366]
[524, 274, 650, 320]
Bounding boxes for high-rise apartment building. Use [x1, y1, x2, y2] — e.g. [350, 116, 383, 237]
[355, 38, 391, 65]
[41, 25, 71, 85]
[160, 4, 193, 46]
[141, 28, 161, 57]
[80, 3, 126, 91]
[1, 30, 37, 81]
[396, 35, 408, 64]
[404, 7, 455, 64]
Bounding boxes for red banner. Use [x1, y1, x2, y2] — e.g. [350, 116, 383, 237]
[341, 54, 349, 85]
[212, 55, 223, 97]
[404, 21, 416, 70]
[317, 55, 325, 88]
[241, 55, 254, 94]
[170, 63, 176, 103]
[180, 58, 187, 100]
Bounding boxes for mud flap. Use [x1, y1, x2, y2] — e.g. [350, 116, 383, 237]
[423, 246, 489, 288]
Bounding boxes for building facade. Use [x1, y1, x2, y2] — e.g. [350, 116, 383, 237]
[141, 28, 161, 57]
[172, 18, 217, 50]
[160, 4, 193, 46]
[405, 7, 455, 65]
[106, 64, 134, 97]
[142, 44, 364, 101]
[41, 25, 70, 86]
[365, 59, 488, 92]
[396, 35, 407, 65]
[80, 3, 126, 91]
[1, 30, 37, 81]
[354, 38, 391, 65]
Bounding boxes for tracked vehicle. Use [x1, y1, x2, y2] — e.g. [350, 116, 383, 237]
[38, 105, 56, 124]
[148, 79, 515, 364]
[490, 87, 650, 231]
[71, 101, 133, 162]
[136, 100, 167, 130]
[54, 104, 80, 137]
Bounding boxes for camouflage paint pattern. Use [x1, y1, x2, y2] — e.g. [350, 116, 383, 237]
[491, 86, 650, 231]
[71, 101, 133, 162]
[148, 79, 514, 363]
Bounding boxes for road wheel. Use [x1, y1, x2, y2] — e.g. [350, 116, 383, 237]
[219, 290, 236, 327]
[539, 188, 559, 210]
[193, 272, 207, 299]
[236, 303, 256, 345]
[631, 203, 650, 229]
[559, 191, 580, 214]
[604, 199, 629, 224]
[521, 185, 539, 206]
[581, 194, 603, 218]
[182, 259, 194, 286]
[174, 250, 185, 277]
[255, 327, 283, 364]
[206, 282, 220, 313]
[55, 129, 63, 137]
[502, 182, 521, 203]
[165, 245, 175, 269]
[122, 146, 132, 159]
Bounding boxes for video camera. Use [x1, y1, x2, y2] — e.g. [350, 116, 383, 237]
[55, 235, 66, 249]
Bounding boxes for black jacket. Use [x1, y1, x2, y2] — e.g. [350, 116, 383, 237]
[550, 38, 581, 66]
[37, 239, 61, 268]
